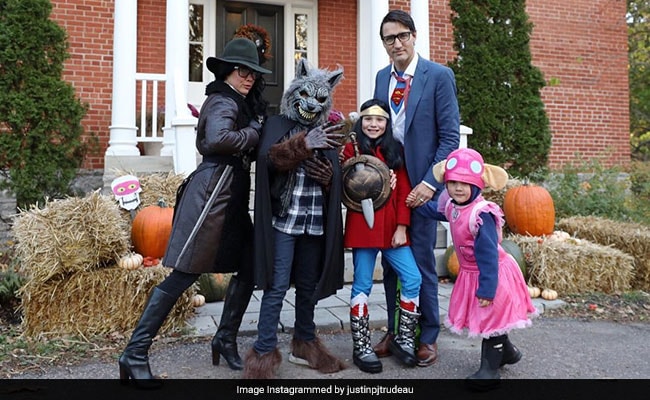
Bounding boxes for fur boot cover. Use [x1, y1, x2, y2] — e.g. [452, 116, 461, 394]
[290, 337, 346, 374]
[242, 347, 282, 379]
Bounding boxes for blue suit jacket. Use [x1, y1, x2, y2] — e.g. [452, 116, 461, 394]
[374, 56, 460, 192]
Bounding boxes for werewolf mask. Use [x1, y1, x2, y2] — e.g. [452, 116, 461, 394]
[280, 58, 343, 127]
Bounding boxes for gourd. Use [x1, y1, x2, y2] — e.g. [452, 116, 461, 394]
[192, 294, 206, 307]
[117, 253, 143, 270]
[131, 199, 174, 259]
[501, 239, 527, 280]
[197, 273, 232, 302]
[528, 286, 541, 298]
[503, 184, 555, 236]
[444, 240, 526, 281]
[541, 288, 558, 300]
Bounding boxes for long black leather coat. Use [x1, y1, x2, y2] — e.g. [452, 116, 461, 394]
[162, 86, 261, 274]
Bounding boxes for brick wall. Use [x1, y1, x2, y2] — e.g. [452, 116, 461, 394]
[50, 0, 629, 171]
[527, 0, 630, 169]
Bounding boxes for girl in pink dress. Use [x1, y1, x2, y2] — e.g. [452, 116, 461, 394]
[418, 148, 537, 388]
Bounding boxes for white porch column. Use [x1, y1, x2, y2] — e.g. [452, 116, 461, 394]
[411, 0, 430, 60]
[357, 0, 389, 106]
[106, 0, 139, 156]
[161, 0, 191, 158]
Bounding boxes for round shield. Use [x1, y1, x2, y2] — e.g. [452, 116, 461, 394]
[341, 154, 392, 212]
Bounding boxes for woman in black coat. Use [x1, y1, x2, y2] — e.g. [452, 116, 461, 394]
[118, 38, 270, 388]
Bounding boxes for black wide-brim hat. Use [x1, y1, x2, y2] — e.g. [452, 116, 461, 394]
[206, 38, 271, 75]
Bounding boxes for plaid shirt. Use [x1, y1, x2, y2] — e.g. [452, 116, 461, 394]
[271, 125, 326, 238]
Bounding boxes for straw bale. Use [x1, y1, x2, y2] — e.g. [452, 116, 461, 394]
[12, 191, 130, 284]
[556, 216, 650, 290]
[509, 234, 634, 294]
[18, 265, 195, 338]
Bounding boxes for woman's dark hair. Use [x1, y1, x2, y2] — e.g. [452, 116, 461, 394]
[210, 62, 268, 117]
[380, 10, 416, 37]
[351, 99, 403, 170]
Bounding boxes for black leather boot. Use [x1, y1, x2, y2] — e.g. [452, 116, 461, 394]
[466, 335, 506, 391]
[118, 287, 177, 389]
[211, 275, 254, 370]
[500, 335, 522, 366]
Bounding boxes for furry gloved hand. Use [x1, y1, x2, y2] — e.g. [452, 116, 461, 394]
[304, 156, 333, 190]
[304, 122, 345, 150]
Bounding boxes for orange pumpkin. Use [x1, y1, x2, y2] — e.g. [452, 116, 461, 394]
[442, 245, 460, 281]
[131, 199, 174, 259]
[503, 184, 555, 236]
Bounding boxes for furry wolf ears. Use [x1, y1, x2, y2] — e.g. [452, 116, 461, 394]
[295, 58, 343, 89]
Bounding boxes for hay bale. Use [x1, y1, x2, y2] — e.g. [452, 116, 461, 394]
[556, 216, 650, 290]
[13, 191, 130, 284]
[509, 234, 634, 294]
[18, 265, 195, 338]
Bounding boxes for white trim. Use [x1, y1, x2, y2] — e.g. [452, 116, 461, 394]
[357, 0, 389, 106]
[411, 0, 430, 60]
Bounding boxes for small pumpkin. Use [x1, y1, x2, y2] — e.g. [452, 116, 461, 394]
[131, 199, 174, 259]
[528, 286, 541, 298]
[197, 273, 232, 302]
[192, 294, 206, 307]
[118, 253, 143, 270]
[503, 183, 555, 236]
[541, 288, 558, 300]
[442, 246, 460, 281]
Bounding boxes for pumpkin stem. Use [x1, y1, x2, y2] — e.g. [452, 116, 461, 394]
[157, 198, 167, 208]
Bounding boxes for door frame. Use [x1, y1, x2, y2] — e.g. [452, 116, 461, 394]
[187, 0, 319, 108]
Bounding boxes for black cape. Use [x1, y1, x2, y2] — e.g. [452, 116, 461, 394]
[253, 115, 345, 302]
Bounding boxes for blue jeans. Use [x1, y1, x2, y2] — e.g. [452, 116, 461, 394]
[351, 247, 421, 301]
[382, 215, 440, 344]
[253, 230, 323, 354]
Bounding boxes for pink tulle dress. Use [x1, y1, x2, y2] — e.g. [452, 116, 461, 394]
[442, 196, 538, 338]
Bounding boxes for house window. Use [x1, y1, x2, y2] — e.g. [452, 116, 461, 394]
[294, 13, 308, 63]
[189, 3, 204, 82]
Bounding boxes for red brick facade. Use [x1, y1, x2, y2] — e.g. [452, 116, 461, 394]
[50, 0, 630, 171]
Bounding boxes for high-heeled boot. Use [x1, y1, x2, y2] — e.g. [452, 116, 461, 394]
[211, 275, 254, 370]
[118, 287, 177, 389]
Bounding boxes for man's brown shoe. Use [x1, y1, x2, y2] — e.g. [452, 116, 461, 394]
[417, 343, 438, 367]
[373, 332, 395, 358]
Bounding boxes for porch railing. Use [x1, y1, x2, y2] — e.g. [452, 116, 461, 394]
[135, 72, 166, 144]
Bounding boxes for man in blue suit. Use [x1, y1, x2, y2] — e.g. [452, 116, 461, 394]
[372, 9, 460, 367]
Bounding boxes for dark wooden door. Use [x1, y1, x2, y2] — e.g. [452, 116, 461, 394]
[216, 1, 284, 115]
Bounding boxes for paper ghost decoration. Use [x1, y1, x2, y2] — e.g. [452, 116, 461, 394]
[111, 174, 142, 211]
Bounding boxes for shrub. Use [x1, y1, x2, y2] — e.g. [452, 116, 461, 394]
[448, 0, 551, 177]
[546, 159, 649, 225]
[0, 0, 89, 209]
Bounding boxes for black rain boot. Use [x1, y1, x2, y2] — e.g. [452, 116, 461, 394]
[388, 304, 420, 367]
[466, 335, 506, 391]
[500, 335, 522, 367]
[211, 275, 254, 370]
[118, 287, 177, 389]
[350, 312, 382, 374]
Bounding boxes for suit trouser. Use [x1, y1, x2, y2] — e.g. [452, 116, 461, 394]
[382, 214, 440, 344]
[254, 230, 323, 354]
